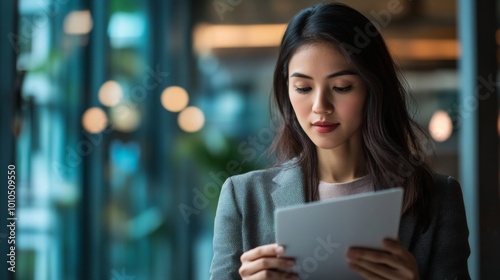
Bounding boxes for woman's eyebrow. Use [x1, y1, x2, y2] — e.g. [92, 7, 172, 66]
[289, 69, 358, 79]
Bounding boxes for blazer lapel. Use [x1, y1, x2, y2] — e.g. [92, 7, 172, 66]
[398, 210, 417, 249]
[271, 163, 306, 209]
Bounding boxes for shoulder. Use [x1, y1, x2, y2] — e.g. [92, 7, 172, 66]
[430, 173, 464, 200]
[419, 174, 470, 278]
[431, 173, 460, 187]
[216, 159, 300, 222]
[427, 173, 467, 223]
[224, 159, 300, 193]
[226, 167, 280, 187]
[219, 159, 302, 209]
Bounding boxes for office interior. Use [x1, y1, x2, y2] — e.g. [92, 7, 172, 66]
[0, 0, 499, 279]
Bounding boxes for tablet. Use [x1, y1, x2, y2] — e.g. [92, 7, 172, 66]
[275, 187, 404, 279]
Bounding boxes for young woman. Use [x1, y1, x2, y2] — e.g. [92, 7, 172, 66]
[210, 2, 470, 279]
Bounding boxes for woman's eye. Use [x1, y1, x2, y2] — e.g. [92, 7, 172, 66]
[333, 85, 352, 93]
[295, 87, 312, 93]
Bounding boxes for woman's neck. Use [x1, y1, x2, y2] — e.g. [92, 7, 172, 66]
[316, 138, 367, 183]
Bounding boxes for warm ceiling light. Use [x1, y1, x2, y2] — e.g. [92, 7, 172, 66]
[161, 86, 189, 112]
[429, 110, 453, 142]
[110, 104, 141, 132]
[178, 106, 205, 133]
[193, 23, 287, 54]
[82, 107, 108, 134]
[99, 80, 123, 107]
[64, 10, 93, 35]
[193, 23, 461, 60]
[386, 39, 459, 60]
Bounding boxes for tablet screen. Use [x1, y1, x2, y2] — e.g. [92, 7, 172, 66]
[275, 187, 403, 279]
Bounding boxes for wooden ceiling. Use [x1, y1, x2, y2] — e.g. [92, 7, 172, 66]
[190, 0, 471, 69]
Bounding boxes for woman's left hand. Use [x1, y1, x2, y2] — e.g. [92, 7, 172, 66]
[346, 238, 419, 280]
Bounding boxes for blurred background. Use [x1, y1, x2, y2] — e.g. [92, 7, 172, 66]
[0, 0, 499, 279]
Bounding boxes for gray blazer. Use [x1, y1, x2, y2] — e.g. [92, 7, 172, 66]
[210, 161, 471, 280]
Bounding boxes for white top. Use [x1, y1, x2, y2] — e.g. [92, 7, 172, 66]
[318, 174, 374, 200]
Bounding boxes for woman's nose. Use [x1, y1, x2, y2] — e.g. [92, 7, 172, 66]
[312, 89, 333, 114]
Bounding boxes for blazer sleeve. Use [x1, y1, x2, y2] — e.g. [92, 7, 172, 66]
[210, 177, 243, 280]
[426, 176, 471, 280]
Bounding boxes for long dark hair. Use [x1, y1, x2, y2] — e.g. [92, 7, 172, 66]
[270, 2, 434, 227]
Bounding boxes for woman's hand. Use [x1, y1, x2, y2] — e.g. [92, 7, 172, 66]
[239, 243, 298, 279]
[346, 238, 420, 280]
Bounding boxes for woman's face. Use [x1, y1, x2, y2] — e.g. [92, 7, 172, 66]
[288, 42, 367, 150]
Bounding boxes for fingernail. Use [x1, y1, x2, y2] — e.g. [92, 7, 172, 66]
[275, 245, 285, 254]
[287, 260, 295, 266]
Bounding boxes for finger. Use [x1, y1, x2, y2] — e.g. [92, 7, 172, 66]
[382, 238, 405, 256]
[280, 271, 300, 280]
[383, 239, 419, 278]
[347, 247, 400, 267]
[239, 257, 295, 277]
[346, 247, 392, 262]
[241, 244, 285, 262]
[349, 258, 405, 280]
[244, 269, 298, 280]
[350, 257, 417, 280]
[348, 261, 385, 280]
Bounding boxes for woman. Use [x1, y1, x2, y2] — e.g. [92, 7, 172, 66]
[210, 2, 470, 279]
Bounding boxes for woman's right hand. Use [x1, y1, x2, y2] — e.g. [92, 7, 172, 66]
[239, 243, 298, 279]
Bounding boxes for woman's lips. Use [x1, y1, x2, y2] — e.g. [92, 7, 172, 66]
[312, 122, 340, 133]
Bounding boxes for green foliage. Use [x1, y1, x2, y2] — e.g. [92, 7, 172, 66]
[174, 132, 271, 214]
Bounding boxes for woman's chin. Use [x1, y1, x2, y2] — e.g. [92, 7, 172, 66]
[312, 142, 342, 150]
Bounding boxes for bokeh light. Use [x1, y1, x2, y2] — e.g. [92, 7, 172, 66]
[82, 107, 108, 134]
[98, 80, 123, 107]
[110, 104, 141, 132]
[497, 113, 500, 136]
[178, 106, 204, 133]
[428, 110, 453, 142]
[161, 86, 189, 112]
[64, 10, 93, 35]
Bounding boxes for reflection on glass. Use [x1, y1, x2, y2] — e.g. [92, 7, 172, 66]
[178, 106, 205, 133]
[429, 110, 453, 142]
[161, 86, 189, 112]
[64, 10, 93, 34]
[82, 107, 108, 133]
[99, 80, 124, 107]
[110, 104, 141, 132]
[108, 12, 146, 48]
